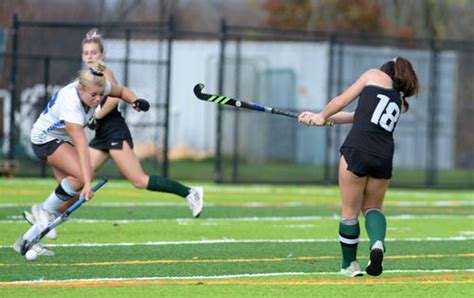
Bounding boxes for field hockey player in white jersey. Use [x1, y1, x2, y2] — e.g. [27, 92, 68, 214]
[23, 28, 204, 243]
[13, 63, 150, 257]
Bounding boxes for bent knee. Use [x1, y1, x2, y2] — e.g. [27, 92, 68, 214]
[129, 176, 148, 189]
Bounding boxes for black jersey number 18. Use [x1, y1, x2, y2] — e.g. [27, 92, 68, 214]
[370, 94, 401, 132]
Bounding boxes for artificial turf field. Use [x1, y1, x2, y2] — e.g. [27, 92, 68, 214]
[0, 178, 472, 297]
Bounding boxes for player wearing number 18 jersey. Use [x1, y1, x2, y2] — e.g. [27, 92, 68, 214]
[298, 57, 420, 277]
[340, 85, 402, 179]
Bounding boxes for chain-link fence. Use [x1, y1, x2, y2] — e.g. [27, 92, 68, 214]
[214, 23, 474, 188]
[1, 16, 473, 188]
[1, 15, 173, 178]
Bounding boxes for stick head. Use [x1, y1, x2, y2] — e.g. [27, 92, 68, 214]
[193, 83, 207, 100]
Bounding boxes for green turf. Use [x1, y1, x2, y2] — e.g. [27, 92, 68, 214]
[0, 178, 472, 297]
[10, 157, 474, 188]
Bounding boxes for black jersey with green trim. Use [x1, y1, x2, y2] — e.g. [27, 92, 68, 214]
[341, 85, 402, 159]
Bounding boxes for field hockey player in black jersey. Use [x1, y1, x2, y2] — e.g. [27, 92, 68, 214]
[298, 57, 420, 277]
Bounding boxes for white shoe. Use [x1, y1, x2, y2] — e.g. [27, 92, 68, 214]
[13, 235, 24, 254]
[31, 204, 58, 240]
[30, 243, 55, 256]
[12, 236, 54, 256]
[186, 187, 204, 218]
[340, 261, 363, 277]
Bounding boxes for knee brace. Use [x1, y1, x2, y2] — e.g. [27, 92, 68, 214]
[55, 179, 78, 201]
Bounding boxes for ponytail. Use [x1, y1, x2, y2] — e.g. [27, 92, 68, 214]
[380, 57, 420, 112]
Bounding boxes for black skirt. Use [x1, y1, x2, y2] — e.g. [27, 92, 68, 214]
[89, 115, 134, 151]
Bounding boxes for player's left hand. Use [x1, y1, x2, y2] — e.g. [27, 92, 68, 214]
[133, 99, 150, 112]
[309, 113, 327, 126]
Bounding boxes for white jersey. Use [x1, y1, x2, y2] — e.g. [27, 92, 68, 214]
[30, 80, 111, 144]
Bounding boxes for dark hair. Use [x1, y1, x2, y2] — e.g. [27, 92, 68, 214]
[380, 57, 420, 112]
[81, 28, 104, 53]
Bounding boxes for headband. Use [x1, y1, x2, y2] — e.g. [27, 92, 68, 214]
[89, 67, 104, 77]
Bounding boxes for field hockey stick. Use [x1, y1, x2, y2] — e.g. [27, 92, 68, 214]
[20, 178, 109, 255]
[193, 83, 334, 126]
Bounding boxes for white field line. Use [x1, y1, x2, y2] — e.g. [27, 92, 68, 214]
[1, 236, 473, 249]
[1, 214, 473, 224]
[2, 269, 474, 285]
[2, 181, 472, 198]
[0, 200, 473, 208]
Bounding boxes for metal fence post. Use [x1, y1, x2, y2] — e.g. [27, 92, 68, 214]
[231, 37, 242, 183]
[40, 56, 50, 177]
[215, 19, 227, 183]
[121, 29, 131, 119]
[8, 14, 19, 159]
[162, 15, 174, 178]
[324, 33, 335, 183]
[426, 39, 439, 186]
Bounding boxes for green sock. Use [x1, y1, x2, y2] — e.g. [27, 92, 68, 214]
[365, 209, 386, 250]
[146, 175, 190, 198]
[339, 219, 360, 268]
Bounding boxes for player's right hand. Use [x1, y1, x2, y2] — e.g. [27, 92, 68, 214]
[80, 184, 94, 201]
[86, 117, 97, 130]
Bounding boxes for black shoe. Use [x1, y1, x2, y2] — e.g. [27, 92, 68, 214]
[366, 248, 384, 276]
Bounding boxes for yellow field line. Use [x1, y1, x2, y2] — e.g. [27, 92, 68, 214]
[0, 274, 473, 288]
[0, 253, 472, 268]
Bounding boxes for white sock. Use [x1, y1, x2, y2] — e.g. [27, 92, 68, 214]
[42, 179, 78, 212]
[372, 240, 384, 251]
[42, 191, 63, 213]
[23, 223, 42, 242]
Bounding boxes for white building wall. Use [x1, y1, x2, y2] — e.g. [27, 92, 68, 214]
[2, 39, 457, 169]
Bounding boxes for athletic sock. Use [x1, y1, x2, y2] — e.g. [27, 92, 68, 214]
[42, 178, 78, 212]
[146, 175, 190, 198]
[365, 209, 386, 250]
[23, 223, 42, 242]
[339, 219, 360, 268]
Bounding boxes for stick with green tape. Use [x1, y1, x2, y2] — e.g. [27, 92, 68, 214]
[193, 83, 334, 126]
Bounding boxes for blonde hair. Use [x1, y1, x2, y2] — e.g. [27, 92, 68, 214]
[81, 28, 104, 53]
[78, 63, 106, 89]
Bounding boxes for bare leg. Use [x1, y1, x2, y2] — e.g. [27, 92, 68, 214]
[339, 156, 367, 220]
[337, 156, 367, 272]
[47, 143, 88, 190]
[109, 141, 149, 188]
[362, 176, 390, 276]
[361, 177, 390, 213]
[59, 147, 110, 212]
[89, 147, 111, 171]
[109, 141, 192, 198]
